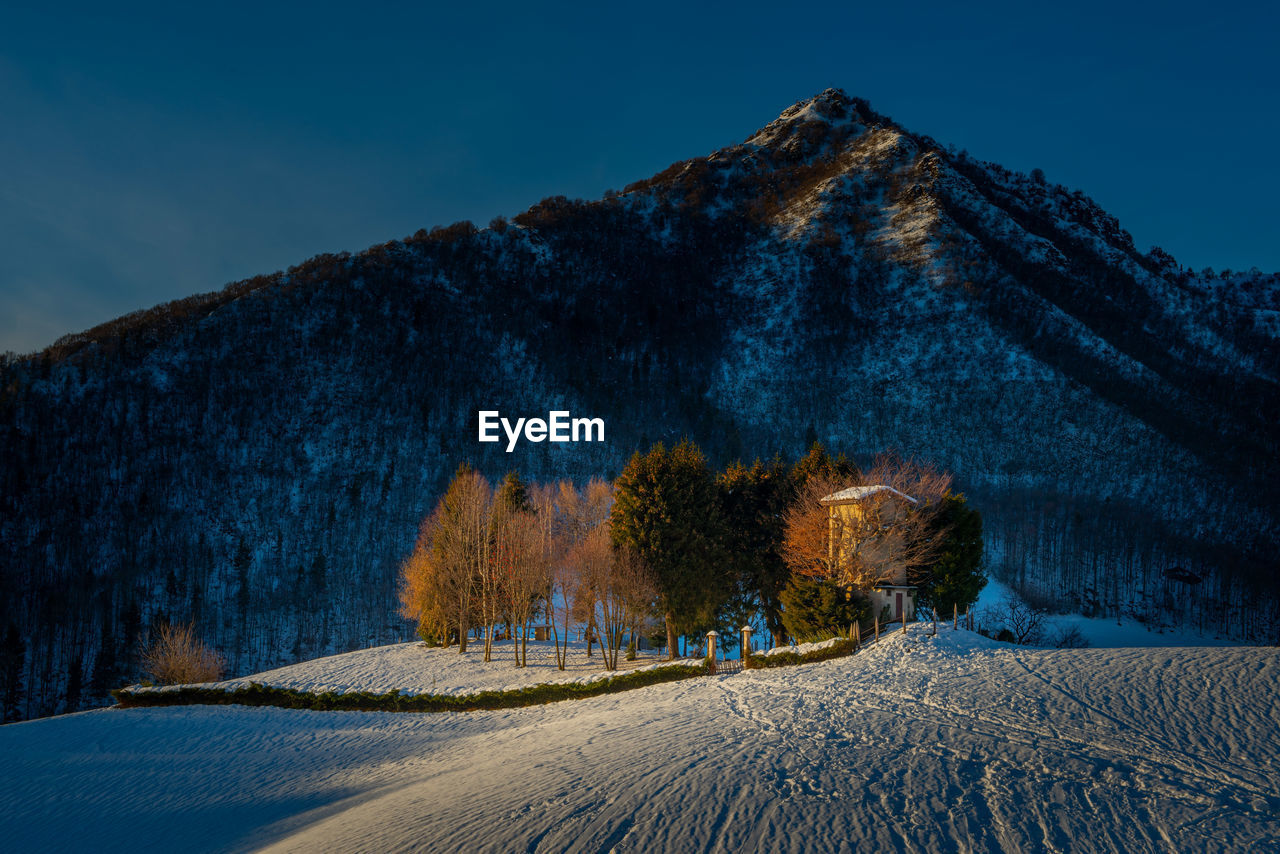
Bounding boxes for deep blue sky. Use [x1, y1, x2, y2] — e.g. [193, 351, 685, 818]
[3, 1, 1277, 354]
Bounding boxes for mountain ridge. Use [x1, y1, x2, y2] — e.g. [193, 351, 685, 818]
[2, 89, 1277, 721]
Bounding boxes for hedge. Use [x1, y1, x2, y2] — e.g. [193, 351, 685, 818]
[112, 634, 869, 714]
[112, 663, 709, 714]
[745, 637, 857, 669]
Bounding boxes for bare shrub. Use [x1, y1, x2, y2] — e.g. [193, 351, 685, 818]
[141, 622, 227, 685]
[1050, 625, 1090, 649]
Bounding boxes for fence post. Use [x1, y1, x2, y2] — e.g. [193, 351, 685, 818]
[741, 625, 753, 669]
[874, 617, 879, 642]
[706, 630, 718, 675]
[953, 602, 958, 631]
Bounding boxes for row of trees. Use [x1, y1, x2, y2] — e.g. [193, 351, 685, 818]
[399, 443, 987, 662]
[398, 468, 659, 670]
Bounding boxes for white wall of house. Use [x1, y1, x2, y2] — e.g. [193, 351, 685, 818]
[870, 587, 915, 622]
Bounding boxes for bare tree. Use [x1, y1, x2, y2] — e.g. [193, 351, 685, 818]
[781, 474, 848, 583]
[996, 594, 1047, 645]
[603, 545, 657, 668]
[548, 478, 613, 667]
[569, 528, 656, 670]
[499, 508, 548, 666]
[565, 525, 610, 660]
[1049, 624, 1089, 649]
[444, 468, 492, 655]
[558, 477, 614, 537]
[481, 497, 510, 663]
[543, 482, 579, 670]
[527, 482, 561, 663]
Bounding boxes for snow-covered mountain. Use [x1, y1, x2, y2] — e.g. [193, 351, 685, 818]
[3, 628, 1277, 852]
[2, 89, 1277, 721]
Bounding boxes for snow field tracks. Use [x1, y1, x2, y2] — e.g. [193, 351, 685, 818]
[4, 628, 1279, 852]
[707, 627, 1280, 853]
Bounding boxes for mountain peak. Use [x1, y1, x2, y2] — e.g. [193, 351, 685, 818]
[797, 87, 859, 116]
[745, 87, 882, 150]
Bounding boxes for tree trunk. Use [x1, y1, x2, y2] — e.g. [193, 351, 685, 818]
[665, 613, 677, 660]
[551, 618, 564, 670]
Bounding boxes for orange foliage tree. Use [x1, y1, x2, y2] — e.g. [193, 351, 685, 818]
[782, 454, 952, 591]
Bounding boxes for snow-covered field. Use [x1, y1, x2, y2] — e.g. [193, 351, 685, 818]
[3, 626, 1277, 853]
[130, 638, 677, 697]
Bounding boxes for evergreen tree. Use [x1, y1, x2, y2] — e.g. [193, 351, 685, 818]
[89, 618, 118, 701]
[189, 584, 204, 626]
[0, 621, 25, 722]
[791, 442, 857, 487]
[717, 457, 791, 643]
[779, 576, 868, 642]
[495, 471, 532, 514]
[611, 440, 729, 657]
[233, 538, 252, 622]
[802, 423, 819, 453]
[915, 493, 986, 614]
[65, 653, 83, 713]
[233, 538, 252, 670]
[120, 599, 142, 678]
[309, 553, 327, 595]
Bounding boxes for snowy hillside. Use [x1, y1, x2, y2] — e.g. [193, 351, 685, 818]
[3, 627, 1277, 853]
[3, 87, 1277, 722]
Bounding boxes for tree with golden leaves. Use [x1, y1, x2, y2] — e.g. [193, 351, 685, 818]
[398, 464, 491, 653]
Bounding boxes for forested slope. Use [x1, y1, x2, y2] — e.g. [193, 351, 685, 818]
[2, 89, 1276, 720]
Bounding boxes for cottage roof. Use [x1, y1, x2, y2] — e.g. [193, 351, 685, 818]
[818, 485, 918, 506]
